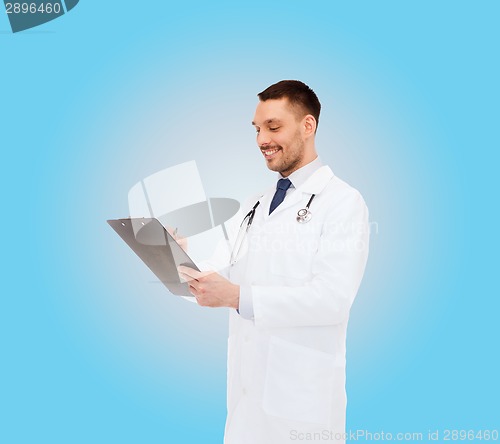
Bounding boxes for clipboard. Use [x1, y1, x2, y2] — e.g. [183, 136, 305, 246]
[107, 217, 199, 297]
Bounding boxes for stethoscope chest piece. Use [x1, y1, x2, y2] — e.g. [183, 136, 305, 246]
[296, 208, 312, 223]
[296, 193, 315, 223]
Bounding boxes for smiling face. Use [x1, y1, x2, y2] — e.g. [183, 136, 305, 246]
[252, 98, 317, 177]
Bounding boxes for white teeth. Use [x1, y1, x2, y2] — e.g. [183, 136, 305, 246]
[264, 149, 279, 155]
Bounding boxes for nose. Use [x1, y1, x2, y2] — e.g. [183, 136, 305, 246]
[257, 130, 271, 147]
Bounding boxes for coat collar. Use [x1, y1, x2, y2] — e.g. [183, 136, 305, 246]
[262, 166, 334, 218]
[298, 165, 334, 194]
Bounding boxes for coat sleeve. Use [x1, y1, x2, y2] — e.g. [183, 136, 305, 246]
[251, 189, 370, 328]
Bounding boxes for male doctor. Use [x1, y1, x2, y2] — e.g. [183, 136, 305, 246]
[178, 80, 369, 443]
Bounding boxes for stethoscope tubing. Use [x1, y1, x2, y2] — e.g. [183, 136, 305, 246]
[230, 194, 316, 264]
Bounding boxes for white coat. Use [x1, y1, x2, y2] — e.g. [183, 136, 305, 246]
[223, 166, 370, 444]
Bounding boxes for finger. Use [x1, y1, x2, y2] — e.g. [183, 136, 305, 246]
[177, 268, 195, 284]
[188, 283, 205, 304]
[178, 266, 208, 280]
[188, 282, 198, 297]
[178, 272, 200, 286]
[177, 265, 199, 279]
[165, 225, 176, 237]
[183, 275, 201, 291]
[178, 271, 198, 284]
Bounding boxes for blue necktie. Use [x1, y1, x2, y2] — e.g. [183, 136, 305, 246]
[269, 178, 292, 214]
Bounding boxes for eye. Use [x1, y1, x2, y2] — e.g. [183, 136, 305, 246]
[269, 127, 280, 131]
[255, 128, 260, 134]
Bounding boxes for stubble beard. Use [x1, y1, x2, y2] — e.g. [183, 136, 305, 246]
[267, 132, 305, 176]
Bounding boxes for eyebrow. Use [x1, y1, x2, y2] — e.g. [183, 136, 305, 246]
[251, 118, 283, 126]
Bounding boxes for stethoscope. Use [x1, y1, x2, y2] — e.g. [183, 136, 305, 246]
[230, 194, 316, 265]
[296, 194, 315, 223]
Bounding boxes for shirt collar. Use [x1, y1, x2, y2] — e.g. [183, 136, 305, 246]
[279, 156, 323, 189]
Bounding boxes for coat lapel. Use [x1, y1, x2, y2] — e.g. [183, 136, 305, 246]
[267, 166, 334, 218]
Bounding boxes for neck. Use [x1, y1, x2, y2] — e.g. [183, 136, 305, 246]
[281, 152, 318, 177]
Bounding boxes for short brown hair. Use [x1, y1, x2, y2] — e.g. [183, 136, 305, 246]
[258, 80, 321, 130]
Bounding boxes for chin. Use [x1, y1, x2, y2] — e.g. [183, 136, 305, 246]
[266, 161, 281, 173]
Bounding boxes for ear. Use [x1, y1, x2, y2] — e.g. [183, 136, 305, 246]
[303, 114, 317, 137]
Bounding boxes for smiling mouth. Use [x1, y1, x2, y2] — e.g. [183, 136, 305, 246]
[261, 148, 281, 159]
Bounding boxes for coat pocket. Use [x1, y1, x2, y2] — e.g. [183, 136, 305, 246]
[262, 336, 337, 425]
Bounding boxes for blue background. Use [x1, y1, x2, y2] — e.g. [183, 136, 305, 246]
[1, 1, 499, 443]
